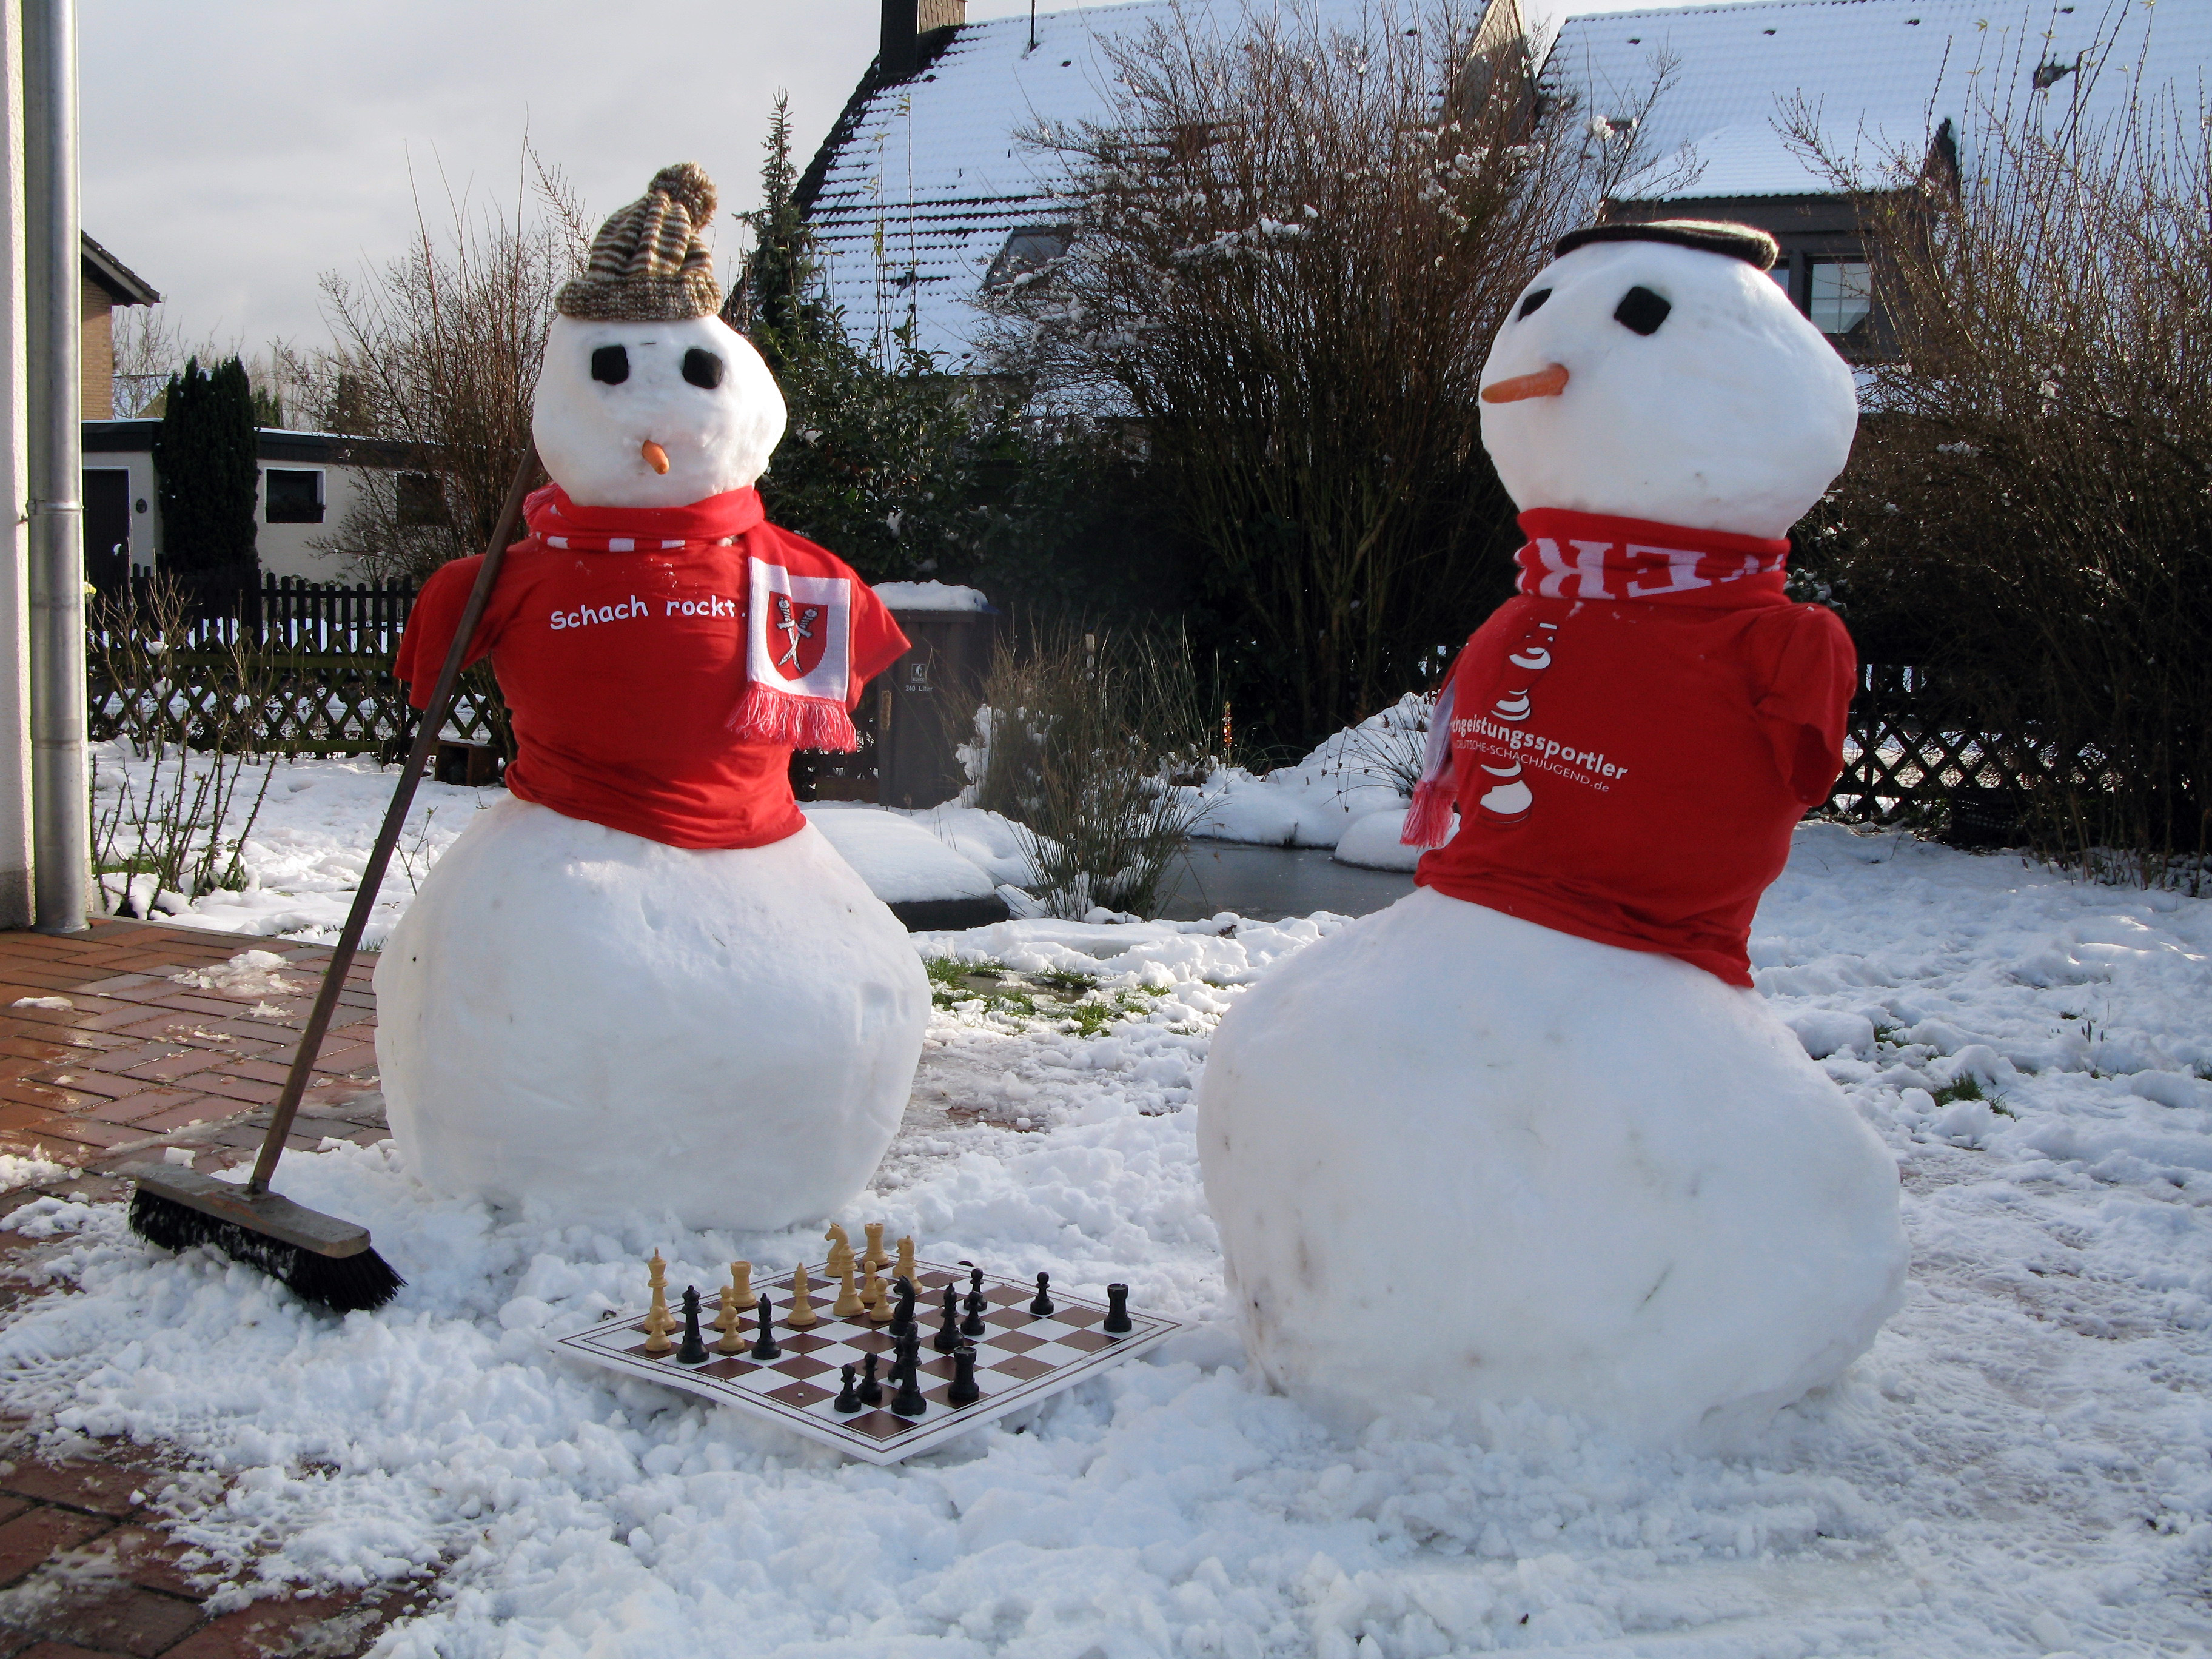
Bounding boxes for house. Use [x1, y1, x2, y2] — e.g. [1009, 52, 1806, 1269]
[78, 232, 158, 418]
[803, 0, 2209, 367]
[79, 419, 421, 588]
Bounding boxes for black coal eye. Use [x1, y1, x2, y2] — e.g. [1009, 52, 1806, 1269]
[1517, 287, 1552, 320]
[590, 346, 629, 384]
[682, 349, 724, 389]
[1614, 286, 1671, 335]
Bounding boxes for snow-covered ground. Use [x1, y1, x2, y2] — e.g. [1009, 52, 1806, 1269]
[1183, 695, 1429, 871]
[4, 820, 2208, 1656]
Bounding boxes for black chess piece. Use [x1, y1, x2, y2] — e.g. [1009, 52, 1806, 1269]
[961, 1264, 987, 1337]
[1029, 1272, 1054, 1318]
[749, 1292, 781, 1362]
[935, 1284, 963, 1353]
[676, 1286, 709, 1365]
[857, 1351, 883, 1407]
[888, 1276, 917, 1338]
[890, 1332, 927, 1417]
[1104, 1283, 1132, 1335]
[833, 1363, 863, 1413]
[947, 1342, 982, 1407]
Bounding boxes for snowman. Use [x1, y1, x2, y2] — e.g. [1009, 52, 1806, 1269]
[1196, 221, 1907, 1446]
[375, 164, 928, 1233]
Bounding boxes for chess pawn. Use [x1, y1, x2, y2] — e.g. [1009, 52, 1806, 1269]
[895, 1235, 916, 1285]
[788, 1261, 819, 1328]
[833, 1362, 863, 1413]
[863, 1222, 888, 1274]
[862, 1261, 891, 1324]
[1029, 1272, 1054, 1318]
[831, 1245, 863, 1319]
[857, 1351, 883, 1407]
[961, 1265, 987, 1338]
[935, 1284, 964, 1354]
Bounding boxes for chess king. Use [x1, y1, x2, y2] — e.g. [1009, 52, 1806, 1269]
[1196, 222, 1908, 1446]
[375, 164, 928, 1231]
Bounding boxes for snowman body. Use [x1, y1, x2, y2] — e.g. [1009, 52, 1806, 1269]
[378, 799, 924, 1231]
[375, 173, 927, 1232]
[1197, 226, 1905, 1444]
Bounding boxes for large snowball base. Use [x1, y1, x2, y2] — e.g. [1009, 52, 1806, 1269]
[1196, 890, 1906, 1447]
[376, 799, 928, 1232]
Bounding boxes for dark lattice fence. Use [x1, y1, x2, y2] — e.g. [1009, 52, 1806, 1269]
[86, 574, 509, 757]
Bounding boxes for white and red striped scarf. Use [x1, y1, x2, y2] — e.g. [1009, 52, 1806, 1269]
[521, 484, 867, 752]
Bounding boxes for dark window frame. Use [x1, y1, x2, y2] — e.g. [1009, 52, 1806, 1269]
[263, 467, 325, 525]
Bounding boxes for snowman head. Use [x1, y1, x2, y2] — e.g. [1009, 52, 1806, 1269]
[1479, 221, 1857, 540]
[530, 162, 788, 508]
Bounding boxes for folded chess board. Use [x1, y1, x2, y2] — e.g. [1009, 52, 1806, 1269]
[553, 1258, 1181, 1464]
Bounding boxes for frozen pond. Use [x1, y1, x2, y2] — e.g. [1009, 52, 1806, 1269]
[1159, 839, 1414, 921]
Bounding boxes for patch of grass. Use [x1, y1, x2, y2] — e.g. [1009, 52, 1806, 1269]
[1031, 967, 1100, 996]
[1931, 1073, 2015, 1116]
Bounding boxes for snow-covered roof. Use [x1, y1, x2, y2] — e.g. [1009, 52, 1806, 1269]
[802, 0, 1393, 364]
[1545, 0, 2210, 203]
[803, 0, 2211, 357]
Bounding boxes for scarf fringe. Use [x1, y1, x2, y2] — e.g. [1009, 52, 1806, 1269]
[726, 681, 859, 752]
[1401, 777, 1457, 848]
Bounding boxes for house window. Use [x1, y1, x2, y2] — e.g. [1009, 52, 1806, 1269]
[1809, 261, 1873, 339]
[264, 468, 324, 525]
[983, 227, 1072, 294]
[396, 472, 449, 528]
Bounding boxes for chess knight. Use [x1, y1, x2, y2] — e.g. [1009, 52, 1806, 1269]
[1196, 221, 1908, 1447]
[374, 164, 928, 1231]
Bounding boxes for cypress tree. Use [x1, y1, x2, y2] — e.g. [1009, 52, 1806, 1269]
[151, 355, 260, 574]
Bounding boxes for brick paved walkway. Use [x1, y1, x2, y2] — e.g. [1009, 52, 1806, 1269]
[0, 921, 407, 1659]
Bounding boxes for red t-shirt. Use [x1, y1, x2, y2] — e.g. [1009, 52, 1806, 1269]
[394, 489, 907, 850]
[1416, 509, 1855, 986]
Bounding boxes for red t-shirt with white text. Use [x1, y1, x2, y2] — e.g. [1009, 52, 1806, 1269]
[394, 491, 907, 850]
[1416, 509, 1855, 986]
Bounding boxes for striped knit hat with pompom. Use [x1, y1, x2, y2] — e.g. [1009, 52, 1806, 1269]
[555, 163, 720, 322]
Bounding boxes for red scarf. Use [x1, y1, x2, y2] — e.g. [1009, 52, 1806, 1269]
[521, 484, 870, 752]
[1403, 509, 1794, 846]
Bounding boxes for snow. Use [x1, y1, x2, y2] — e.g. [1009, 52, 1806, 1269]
[1483, 238, 1855, 538]
[375, 800, 930, 1232]
[531, 315, 783, 508]
[873, 581, 993, 614]
[1, 824, 2208, 1653]
[1331, 809, 1421, 873]
[1198, 889, 1906, 1445]
[802, 805, 999, 905]
[1184, 694, 1430, 858]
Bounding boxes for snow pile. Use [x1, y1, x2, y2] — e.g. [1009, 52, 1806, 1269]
[873, 580, 993, 613]
[4, 827, 2205, 1652]
[803, 803, 999, 904]
[1184, 694, 1432, 866]
[167, 950, 307, 999]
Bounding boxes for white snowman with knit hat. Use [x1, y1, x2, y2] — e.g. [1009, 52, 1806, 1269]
[375, 164, 928, 1232]
[1196, 221, 1907, 1447]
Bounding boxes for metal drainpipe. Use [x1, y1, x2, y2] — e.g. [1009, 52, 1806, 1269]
[25, 0, 87, 933]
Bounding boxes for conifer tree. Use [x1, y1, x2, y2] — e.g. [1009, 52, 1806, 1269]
[739, 93, 833, 372]
[150, 355, 260, 574]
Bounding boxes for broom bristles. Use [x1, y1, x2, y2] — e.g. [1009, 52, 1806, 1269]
[129, 1189, 405, 1314]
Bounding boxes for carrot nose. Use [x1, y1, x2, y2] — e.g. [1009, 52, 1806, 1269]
[641, 440, 670, 474]
[1482, 364, 1570, 404]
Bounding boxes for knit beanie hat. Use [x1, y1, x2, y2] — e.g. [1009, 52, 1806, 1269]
[555, 163, 721, 322]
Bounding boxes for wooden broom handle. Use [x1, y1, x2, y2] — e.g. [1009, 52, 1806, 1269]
[247, 447, 541, 1195]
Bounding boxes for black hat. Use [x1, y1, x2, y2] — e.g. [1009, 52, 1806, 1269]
[1553, 219, 1779, 272]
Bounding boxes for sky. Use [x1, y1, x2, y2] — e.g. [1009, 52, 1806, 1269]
[79, 1, 1091, 363]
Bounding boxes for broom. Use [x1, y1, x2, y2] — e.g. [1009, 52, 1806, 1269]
[121, 446, 541, 1313]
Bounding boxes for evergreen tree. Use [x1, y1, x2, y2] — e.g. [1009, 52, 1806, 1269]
[739, 93, 835, 373]
[150, 355, 260, 574]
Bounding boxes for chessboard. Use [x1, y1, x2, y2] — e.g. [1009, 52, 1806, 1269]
[554, 1258, 1181, 1464]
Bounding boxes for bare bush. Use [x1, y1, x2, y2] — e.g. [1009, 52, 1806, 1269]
[1787, 33, 2211, 882]
[307, 152, 585, 584]
[89, 580, 279, 912]
[987, 0, 1657, 746]
[968, 624, 1216, 917]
